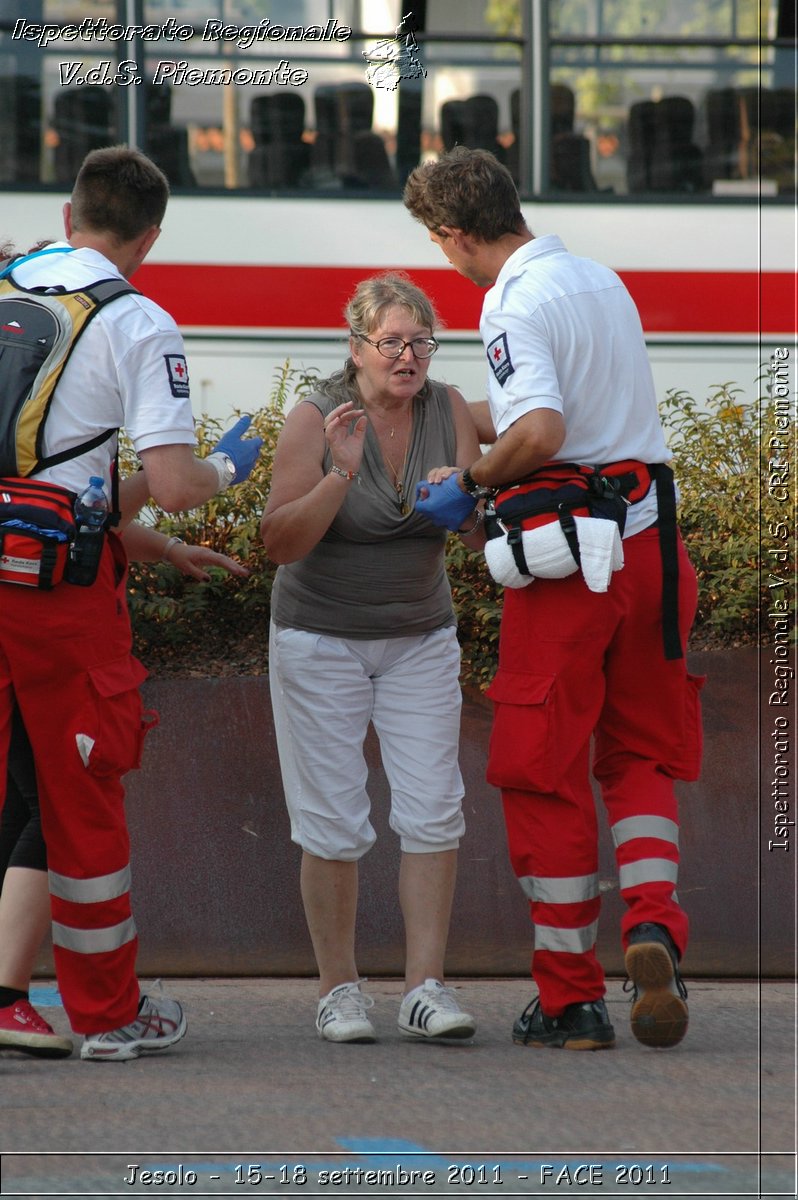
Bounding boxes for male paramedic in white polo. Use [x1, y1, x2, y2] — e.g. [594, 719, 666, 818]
[406, 146, 703, 1052]
[0, 145, 260, 1061]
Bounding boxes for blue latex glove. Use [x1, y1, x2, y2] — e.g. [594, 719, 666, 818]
[211, 415, 263, 484]
[414, 473, 476, 531]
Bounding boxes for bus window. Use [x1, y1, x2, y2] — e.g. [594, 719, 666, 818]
[544, 0, 795, 196]
[0, 0, 792, 200]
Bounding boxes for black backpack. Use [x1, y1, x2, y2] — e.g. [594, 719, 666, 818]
[0, 249, 138, 588]
[0, 249, 138, 477]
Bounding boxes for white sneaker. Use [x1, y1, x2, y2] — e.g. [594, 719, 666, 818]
[398, 979, 476, 1040]
[81, 993, 187, 1061]
[316, 981, 376, 1043]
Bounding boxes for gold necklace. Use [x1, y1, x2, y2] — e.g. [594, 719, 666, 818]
[385, 441, 411, 514]
[369, 405, 413, 515]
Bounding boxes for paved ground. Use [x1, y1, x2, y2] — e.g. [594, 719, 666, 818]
[0, 979, 794, 1199]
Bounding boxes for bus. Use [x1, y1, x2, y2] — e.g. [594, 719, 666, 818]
[2, 0, 795, 418]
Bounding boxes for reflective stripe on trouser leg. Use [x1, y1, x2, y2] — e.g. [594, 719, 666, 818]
[619, 857, 679, 891]
[50, 866, 137, 956]
[617, 856, 682, 940]
[0, 549, 144, 1035]
[42, 782, 139, 1034]
[533, 920, 599, 954]
[594, 528, 697, 957]
[52, 917, 137, 954]
[521, 875, 602, 950]
[494, 577, 617, 1013]
[612, 817, 679, 849]
[50, 866, 137, 955]
[611, 813, 683, 948]
[520, 872, 603, 1015]
[49, 883, 139, 1028]
[520, 872, 600, 904]
[499, 726, 606, 1013]
[502, 766, 607, 1013]
[49, 865, 132, 903]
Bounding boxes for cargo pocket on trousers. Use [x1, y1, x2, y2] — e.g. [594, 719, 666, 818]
[82, 655, 159, 777]
[663, 672, 706, 782]
[485, 669, 558, 792]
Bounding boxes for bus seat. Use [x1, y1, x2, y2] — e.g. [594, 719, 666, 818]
[53, 86, 115, 184]
[550, 83, 575, 136]
[508, 85, 596, 191]
[346, 131, 397, 190]
[704, 88, 741, 184]
[313, 82, 376, 185]
[738, 86, 796, 188]
[551, 132, 599, 191]
[145, 84, 195, 187]
[651, 96, 704, 192]
[249, 93, 309, 188]
[0, 75, 41, 184]
[628, 96, 703, 193]
[441, 94, 502, 155]
[149, 126, 196, 187]
[627, 100, 656, 191]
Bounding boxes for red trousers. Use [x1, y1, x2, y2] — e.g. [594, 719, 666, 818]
[486, 525, 703, 1015]
[0, 535, 153, 1033]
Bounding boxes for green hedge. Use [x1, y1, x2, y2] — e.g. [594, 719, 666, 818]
[123, 367, 790, 685]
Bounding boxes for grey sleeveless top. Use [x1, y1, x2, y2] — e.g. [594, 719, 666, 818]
[271, 378, 457, 639]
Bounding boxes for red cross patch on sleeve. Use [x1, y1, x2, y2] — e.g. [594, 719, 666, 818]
[486, 332, 514, 386]
[164, 354, 190, 398]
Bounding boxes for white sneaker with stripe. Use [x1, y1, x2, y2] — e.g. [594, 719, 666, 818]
[398, 979, 476, 1040]
[80, 993, 187, 1061]
[316, 981, 376, 1043]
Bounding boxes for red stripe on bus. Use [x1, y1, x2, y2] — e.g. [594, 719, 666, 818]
[135, 264, 793, 335]
[620, 270, 794, 334]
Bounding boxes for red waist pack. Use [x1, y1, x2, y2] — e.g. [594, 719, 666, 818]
[0, 476, 76, 589]
[485, 460, 652, 565]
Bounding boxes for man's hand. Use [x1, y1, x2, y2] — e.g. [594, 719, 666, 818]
[166, 542, 249, 582]
[209, 415, 263, 485]
[414, 472, 476, 530]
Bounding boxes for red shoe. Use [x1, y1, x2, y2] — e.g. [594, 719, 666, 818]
[0, 998, 73, 1058]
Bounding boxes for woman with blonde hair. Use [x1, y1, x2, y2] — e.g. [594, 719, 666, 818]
[261, 272, 484, 1043]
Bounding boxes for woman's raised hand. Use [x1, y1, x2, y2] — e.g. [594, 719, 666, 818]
[323, 401, 367, 474]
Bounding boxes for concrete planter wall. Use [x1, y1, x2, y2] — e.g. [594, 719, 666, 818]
[34, 646, 791, 980]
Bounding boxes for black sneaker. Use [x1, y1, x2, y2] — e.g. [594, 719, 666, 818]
[624, 922, 688, 1049]
[512, 996, 615, 1050]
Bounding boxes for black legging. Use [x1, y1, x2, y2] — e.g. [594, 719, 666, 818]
[0, 706, 47, 880]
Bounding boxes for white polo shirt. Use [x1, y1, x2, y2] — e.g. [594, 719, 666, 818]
[481, 235, 671, 534]
[9, 243, 196, 496]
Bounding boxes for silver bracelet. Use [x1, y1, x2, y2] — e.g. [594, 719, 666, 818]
[328, 464, 359, 483]
[459, 509, 484, 536]
[162, 535, 184, 562]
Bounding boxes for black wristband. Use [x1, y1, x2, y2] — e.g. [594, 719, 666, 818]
[461, 467, 481, 495]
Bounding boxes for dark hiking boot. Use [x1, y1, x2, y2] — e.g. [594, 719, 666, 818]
[624, 922, 688, 1048]
[512, 996, 615, 1050]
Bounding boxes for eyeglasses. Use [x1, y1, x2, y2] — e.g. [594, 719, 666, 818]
[361, 335, 439, 359]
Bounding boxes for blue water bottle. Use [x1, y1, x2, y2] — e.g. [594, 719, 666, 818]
[66, 476, 109, 586]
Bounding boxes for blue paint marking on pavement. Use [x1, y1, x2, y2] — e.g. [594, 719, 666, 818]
[336, 1137, 449, 1167]
[149, 1136, 727, 1179]
[29, 985, 63, 1008]
[335, 1138, 727, 1175]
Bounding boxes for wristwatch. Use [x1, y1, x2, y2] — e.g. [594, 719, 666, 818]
[206, 451, 235, 487]
[216, 451, 235, 484]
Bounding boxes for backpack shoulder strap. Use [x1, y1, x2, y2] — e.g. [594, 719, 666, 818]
[25, 278, 140, 476]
